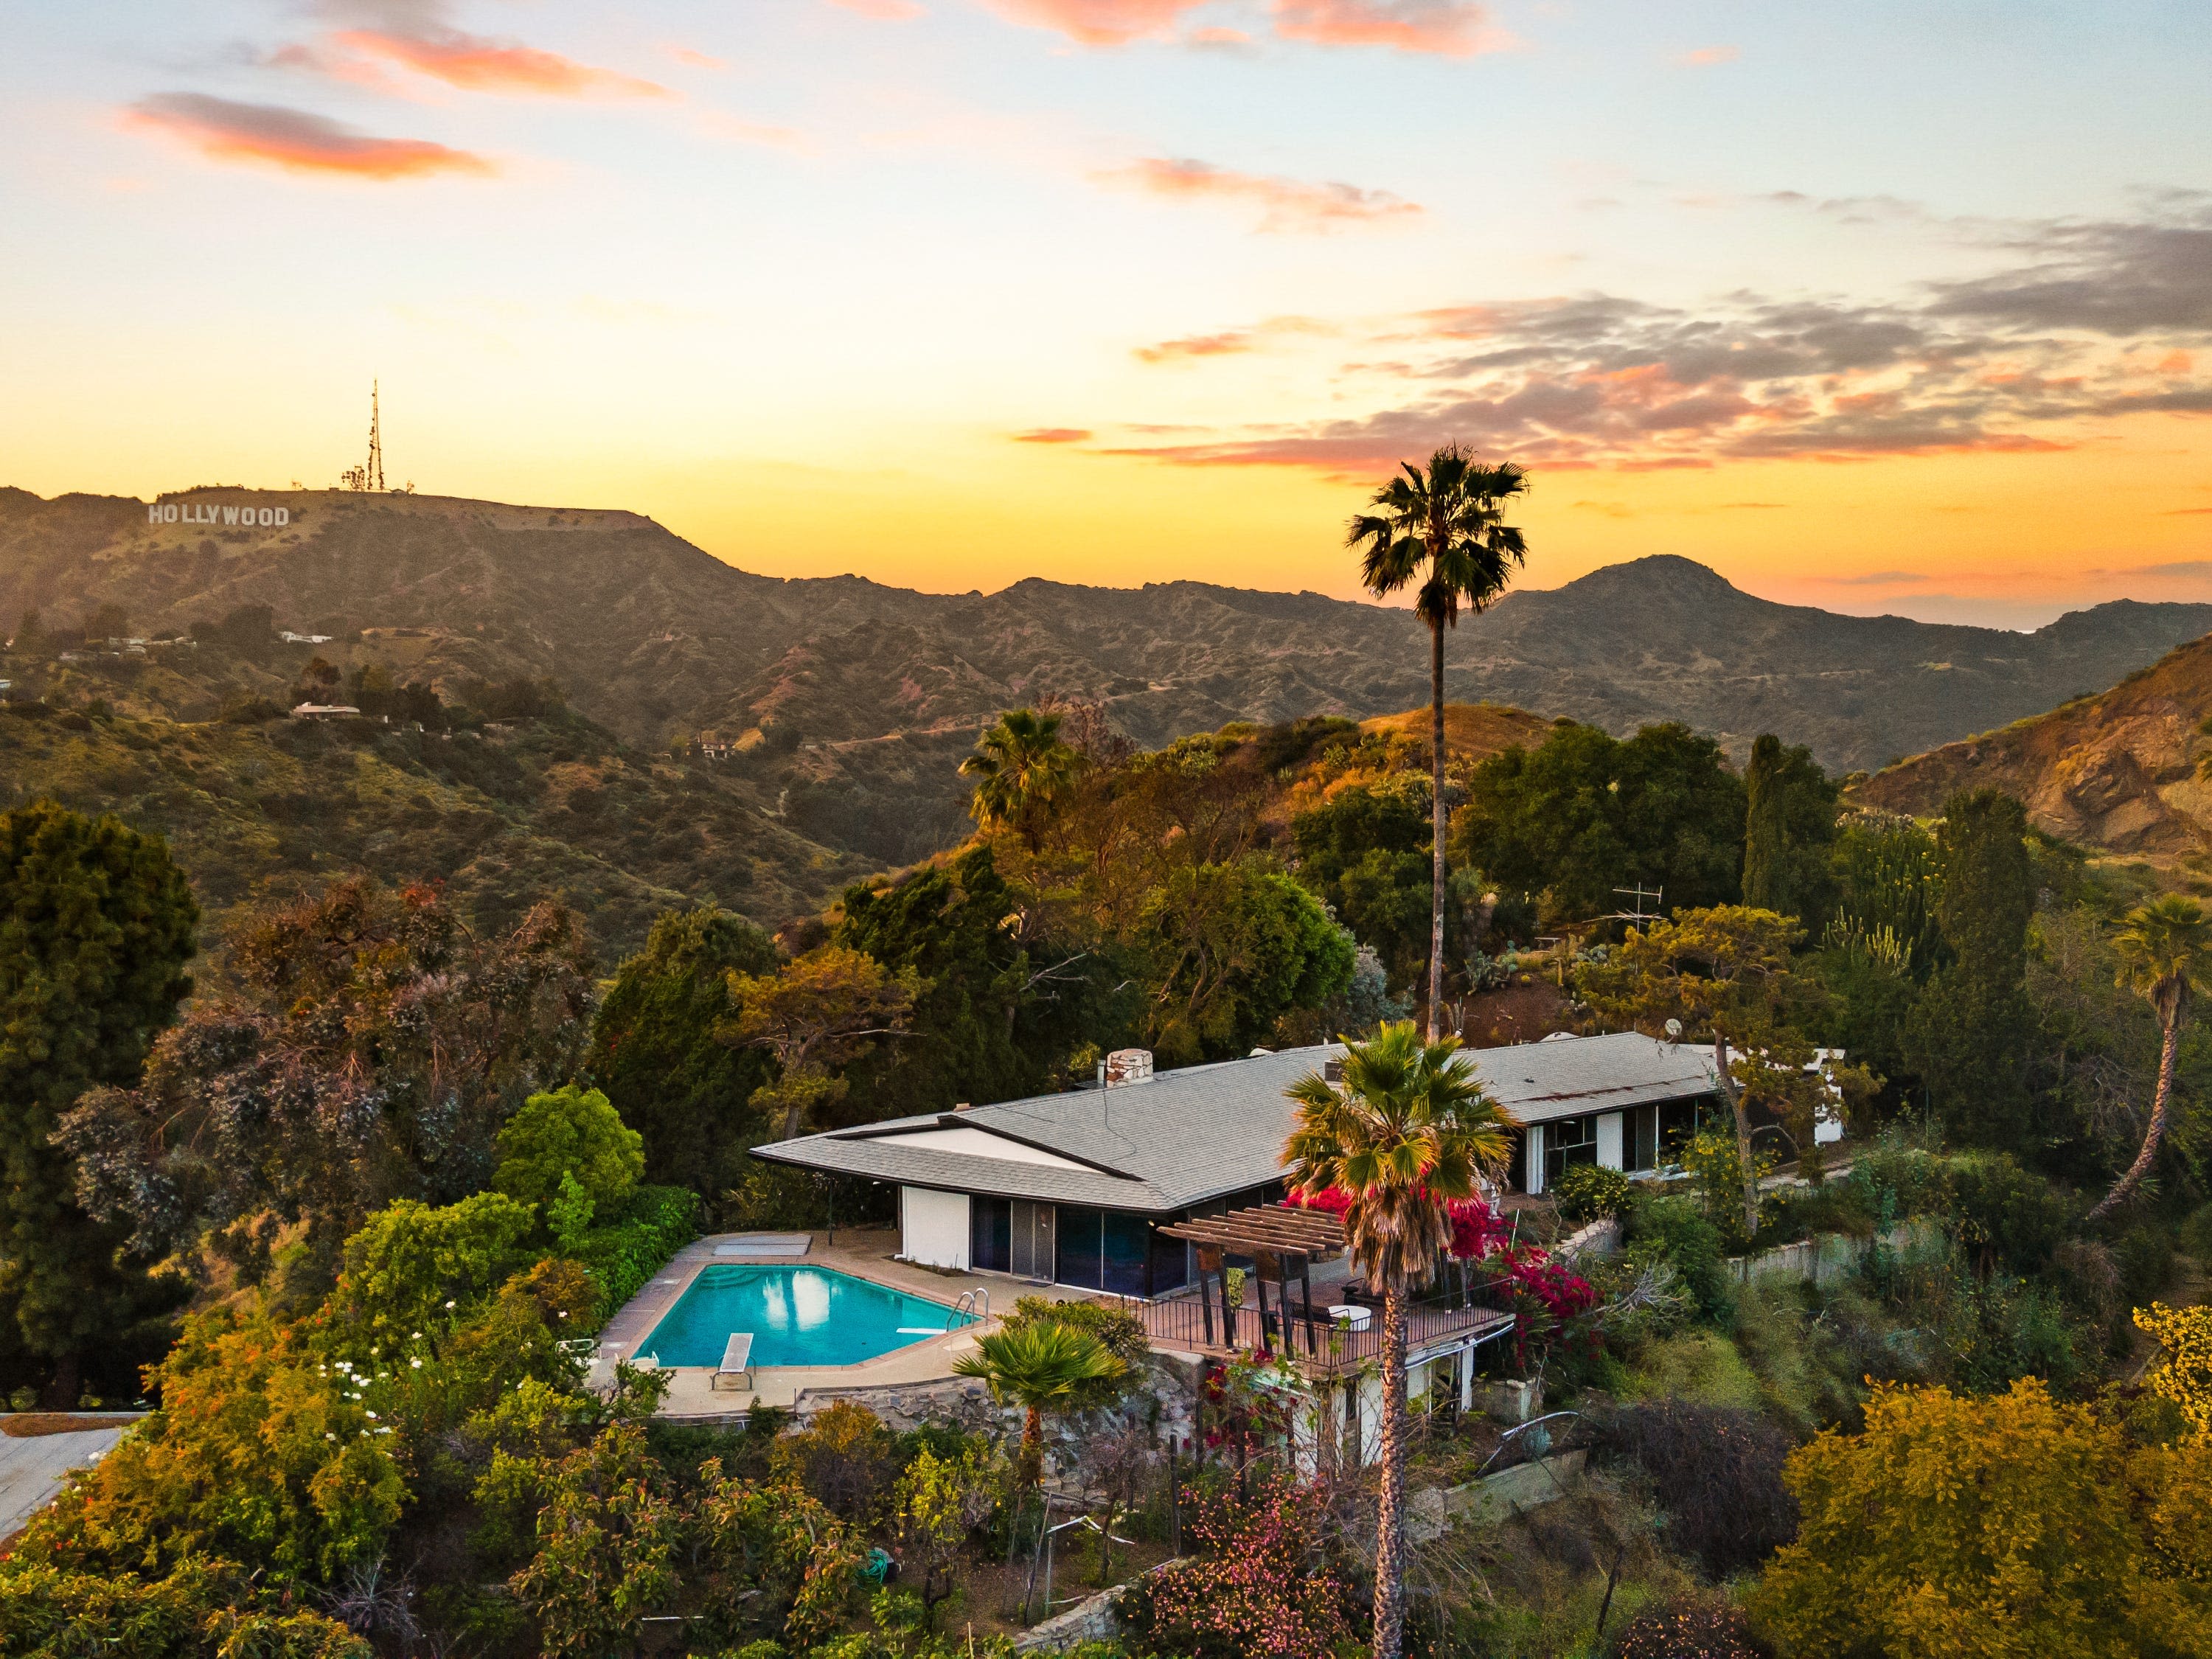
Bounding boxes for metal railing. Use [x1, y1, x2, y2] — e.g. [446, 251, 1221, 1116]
[1110, 1286, 1512, 1370]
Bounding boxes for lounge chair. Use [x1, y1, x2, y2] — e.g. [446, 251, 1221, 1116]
[711, 1332, 756, 1392]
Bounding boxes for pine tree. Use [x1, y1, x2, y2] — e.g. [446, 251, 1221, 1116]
[0, 799, 198, 1403]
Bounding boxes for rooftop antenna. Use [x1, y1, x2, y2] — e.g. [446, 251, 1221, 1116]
[1611, 883, 1663, 930]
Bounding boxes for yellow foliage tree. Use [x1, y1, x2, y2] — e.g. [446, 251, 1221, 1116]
[1749, 1377, 2212, 1658]
[721, 944, 925, 1138]
[2137, 1302, 2212, 1439]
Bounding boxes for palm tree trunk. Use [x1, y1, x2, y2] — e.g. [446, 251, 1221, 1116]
[1021, 1404, 1044, 1491]
[1428, 618, 1447, 1043]
[1372, 1276, 1409, 1659]
[2088, 1007, 2179, 1221]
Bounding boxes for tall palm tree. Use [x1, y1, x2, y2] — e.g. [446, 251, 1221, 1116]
[1284, 1021, 1518, 1659]
[959, 708, 1080, 852]
[952, 1322, 1124, 1490]
[2088, 894, 2211, 1221]
[1348, 446, 1529, 1039]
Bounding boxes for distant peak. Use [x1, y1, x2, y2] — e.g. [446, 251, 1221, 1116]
[1555, 555, 1744, 598]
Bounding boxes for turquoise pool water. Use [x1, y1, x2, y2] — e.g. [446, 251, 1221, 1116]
[639, 1265, 973, 1368]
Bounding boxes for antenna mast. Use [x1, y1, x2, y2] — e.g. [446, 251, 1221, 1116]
[366, 380, 386, 493]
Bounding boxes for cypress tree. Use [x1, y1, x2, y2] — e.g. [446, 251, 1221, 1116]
[1904, 788, 2036, 1147]
[1743, 733, 1788, 914]
[0, 799, 198, 1403]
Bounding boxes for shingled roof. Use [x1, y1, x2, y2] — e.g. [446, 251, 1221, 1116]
[751, 1032, 1719, 1215]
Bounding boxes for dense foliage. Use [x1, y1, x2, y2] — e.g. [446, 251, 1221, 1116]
[0, 799, 199, 1403]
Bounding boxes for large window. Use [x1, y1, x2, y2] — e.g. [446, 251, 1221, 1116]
[1543, 1114, 1599, 1189]
[970, 1197, 1011, 1273]
[1149, 1224, 1189, 1293]
[1658, 1099, 1703, 1164]
[1053, 1206, 1175, 1295]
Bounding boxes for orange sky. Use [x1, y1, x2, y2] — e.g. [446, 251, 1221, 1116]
[4, 1, 2210, 628]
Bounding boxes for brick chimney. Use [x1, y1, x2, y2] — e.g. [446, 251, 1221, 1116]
[1103, 1048, 1154, 1088]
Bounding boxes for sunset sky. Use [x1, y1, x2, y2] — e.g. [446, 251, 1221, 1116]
[4, 1, 2210, 627]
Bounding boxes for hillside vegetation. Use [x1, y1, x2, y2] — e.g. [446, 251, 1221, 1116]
[1857, 632, 2212, 871]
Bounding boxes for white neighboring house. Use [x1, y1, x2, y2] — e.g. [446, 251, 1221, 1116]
[290, 703, 361, 720]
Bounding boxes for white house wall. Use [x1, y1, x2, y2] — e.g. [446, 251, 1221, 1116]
[900, 1186, 970, 1270]
[1596, 1111, 1624, 1170]
[1525, 1125, 1545, 1194]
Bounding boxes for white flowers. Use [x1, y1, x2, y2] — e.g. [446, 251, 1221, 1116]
[410, 1358, 423, 1369]
[444, 1300, 456, 1310]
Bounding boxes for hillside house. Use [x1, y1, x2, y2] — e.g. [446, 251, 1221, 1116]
[753, 1031, 1738, 1293]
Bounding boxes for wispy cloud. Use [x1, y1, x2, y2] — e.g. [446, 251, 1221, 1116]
[1095, 156, 1421, 232]
[2119, 560, 2212, 577]
[1013, 426, 1093, 442]
[325, 28, 667, 97]
[1133, 314, 1332, 361]
[123, 91, 493, 179]
[830, 0, 928, 17]
[981, 0, 1502, 52]
[1268, 0, 1508, 57]
[1674, 44, 1739, 66]
[1814, 570, 1934, 586]
[982, 0, 1207, 46]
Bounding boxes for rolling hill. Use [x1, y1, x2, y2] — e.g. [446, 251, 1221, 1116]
[1856, 635, 2212, 867]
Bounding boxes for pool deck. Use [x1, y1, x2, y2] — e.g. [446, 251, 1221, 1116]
[594, 1228, 1096, 1416]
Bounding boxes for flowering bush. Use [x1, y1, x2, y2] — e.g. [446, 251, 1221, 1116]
[1489, 1245, 1600, 1371]
[1284, 1186, 1506, 1261]
[1117, 1478, 1358, 1659]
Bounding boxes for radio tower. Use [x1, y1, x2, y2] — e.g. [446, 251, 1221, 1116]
[366, 380, 386, 492]
[338, 381, 389, 492]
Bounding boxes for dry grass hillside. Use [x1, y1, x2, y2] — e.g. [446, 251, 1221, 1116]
[1856, 633, 2212, 867]
[1359, 702, 1557, 758]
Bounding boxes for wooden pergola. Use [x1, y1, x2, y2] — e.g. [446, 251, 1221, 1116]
[1158, 1203, 1348, 1357]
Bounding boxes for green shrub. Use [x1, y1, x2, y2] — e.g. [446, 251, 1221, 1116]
[1553, 1163, 1632, 1225]
[494, 1084, 644, 1214]
[1625, 1192, 1735, 1326]
[1944, 1154, 2073, 1277]
[573, 1185, 700, 1323]
[2181, 1203, 2212, 1262]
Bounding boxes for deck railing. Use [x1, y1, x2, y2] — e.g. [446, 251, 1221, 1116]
[1107, 1282, 1514, 1371]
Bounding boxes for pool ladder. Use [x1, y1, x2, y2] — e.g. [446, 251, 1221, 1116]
[952, 1288, 989, 1330]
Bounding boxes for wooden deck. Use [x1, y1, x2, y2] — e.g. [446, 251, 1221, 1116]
[1121, 1293, 1514, 1375]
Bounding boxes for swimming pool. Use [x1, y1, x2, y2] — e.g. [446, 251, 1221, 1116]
[638, 1265, 974, 1368]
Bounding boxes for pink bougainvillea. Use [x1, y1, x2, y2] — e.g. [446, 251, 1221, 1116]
[1284, 1186, 1507, 1260]
[1121, 1477, 1357, 1659]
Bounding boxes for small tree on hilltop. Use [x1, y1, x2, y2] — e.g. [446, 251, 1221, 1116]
[720, 943, 924, 1139]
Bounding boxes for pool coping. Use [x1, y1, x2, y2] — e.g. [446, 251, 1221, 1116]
[589, 1230, 1019, 1411]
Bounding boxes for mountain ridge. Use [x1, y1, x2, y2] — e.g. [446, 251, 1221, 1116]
[8, 485, 2212, 868]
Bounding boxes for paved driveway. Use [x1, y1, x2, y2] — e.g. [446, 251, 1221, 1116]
[0, 1424, 131, 1537]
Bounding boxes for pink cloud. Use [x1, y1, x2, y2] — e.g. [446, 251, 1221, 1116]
[1096, 156, 1422, 232]
[1013, 427, 1094, 442]
[123, 91, 493, 179]
[1675, 44, 1740, 66]
[1268, 0, 1508, 57]
[331, 28, 669, 97]
[667, 44, 728, 69]
[982, 0, 1211, 46]
[830, 0, 928, 15]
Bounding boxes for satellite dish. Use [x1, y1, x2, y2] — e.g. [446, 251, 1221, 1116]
[1664, 1018, 1683, 1040]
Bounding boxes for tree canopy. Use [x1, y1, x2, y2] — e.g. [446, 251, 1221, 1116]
[1452, 720, 1745, 926]
[0, 799, 200, 1401]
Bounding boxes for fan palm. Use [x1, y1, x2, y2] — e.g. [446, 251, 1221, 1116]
[952, 1322, 1124, 1490]
[2088, 894, 2211, 1220]
[1283, 1020, 1518, 1659]
[1348, 446, 1529, 1038]
[959, 708, 1080, 852]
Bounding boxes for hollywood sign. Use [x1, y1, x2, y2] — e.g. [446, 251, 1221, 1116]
[150, 501, 291, 527]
